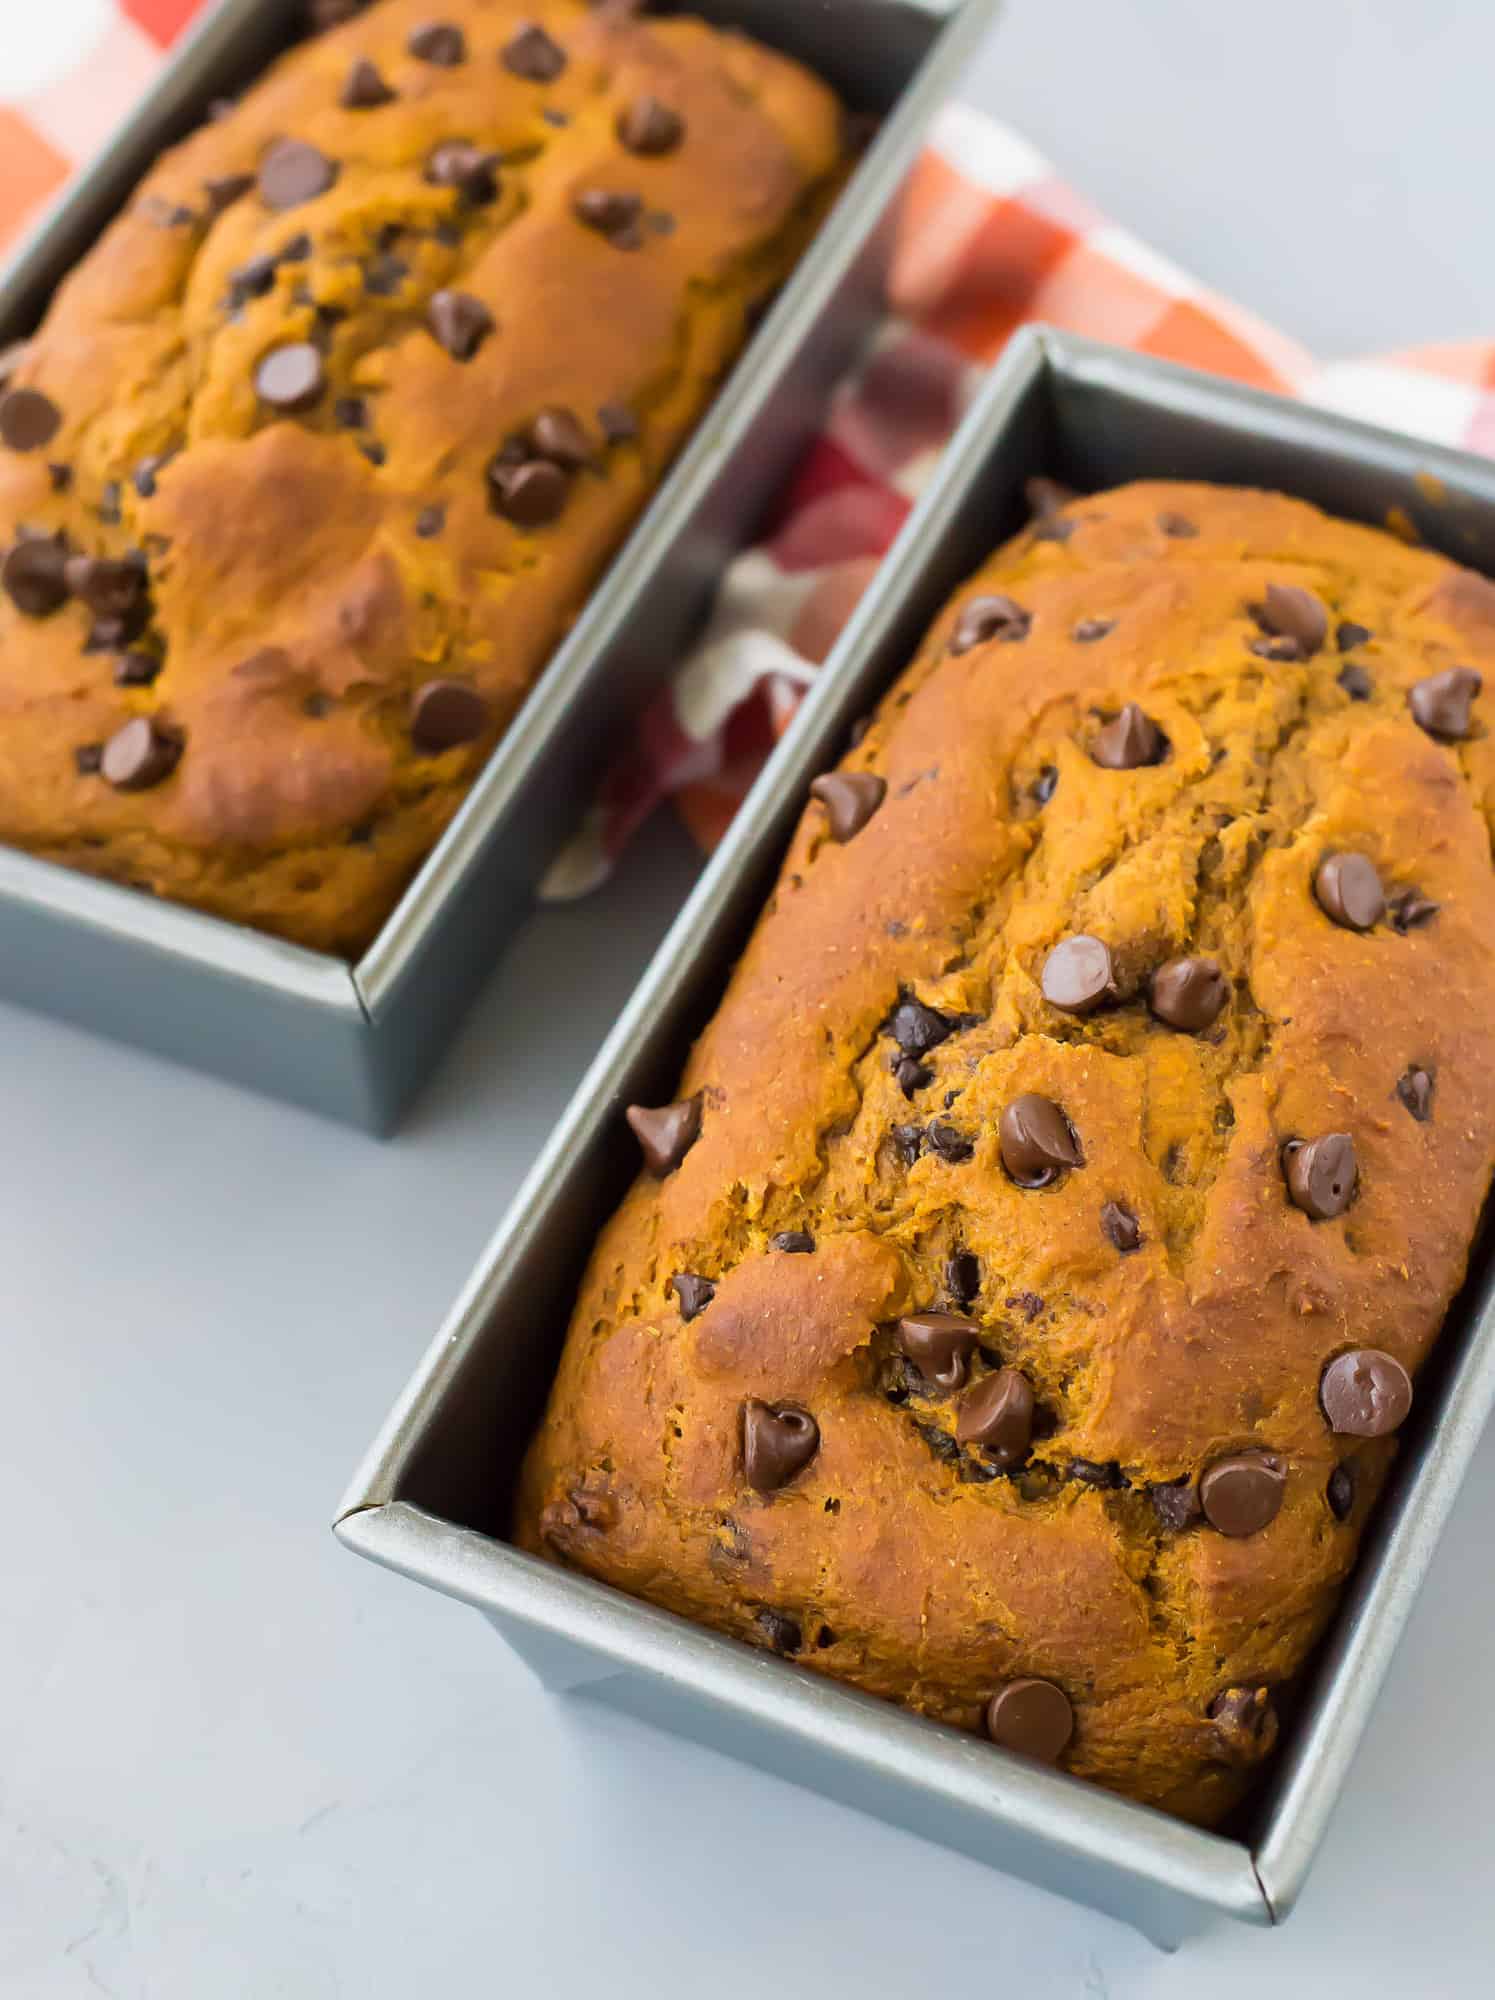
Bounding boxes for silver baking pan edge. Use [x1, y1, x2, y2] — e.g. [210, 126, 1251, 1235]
[0, 0, 997, 1130]
[336, 331, 1495, 1945]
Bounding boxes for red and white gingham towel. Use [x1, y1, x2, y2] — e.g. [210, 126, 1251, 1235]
[9, 9, 1495, 896]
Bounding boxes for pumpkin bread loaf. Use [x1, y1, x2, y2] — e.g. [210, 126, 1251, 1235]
[517, 480, 1495, 1826]
[0, 0, 844, 953]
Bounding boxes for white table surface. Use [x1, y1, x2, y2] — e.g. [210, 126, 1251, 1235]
[6, 2, 1494, 1993]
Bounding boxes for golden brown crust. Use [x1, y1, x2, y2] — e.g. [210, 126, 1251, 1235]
[0, 0, 844, 954]
[516, 479, 1495, 1825]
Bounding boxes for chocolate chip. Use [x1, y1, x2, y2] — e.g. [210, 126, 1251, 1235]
[1254, 583, 1328, 657]
[85, 603, 148, 653]
[1336, 620, 1372, 652]
[914, 1419, 961, 1465]
[945, 1251, 980, 1306]
[0, 386, 61, 452]
[254, 342, 326, 413]
[427, 290, 494, 360]
[425, 141, 500, 204]
[573, 189, 644, 248]
[741, 1399, 819, 1491]
[74, 742, 103, 776]
[949, 593, 1030, 654]
[142, 194, 199, 229]
[893, 1057, 932, 1098]
[1251, 635, 1305, 663]
[1337, 662, 1373, 700]
[925, 1120, 973, 1164]
[202, 172, 254, 217]
[755, 1608, 802, 1656]
[1091, 702, 1166, 769]
[1314, 851, 1383, 931]
[2, 537, 69, 616]
[1209, 1687, 1278, 1767]
[1327, 1462, 1356, 1520]
[258, 137, 338, 210]
[334, 397, 367, 430]
[1073, 618, 1114, 643]
[891, 1122, 924, 1166]
[362, 251, 409, 297]
[1151, 1477, 1201, 1531]
[1410, 665, 1481, 741]
[100, 717, 182, 791]
[112, 651, 161, 688]
[999, 1094, 1081, 1187]
[810, 771, 884, 842]
[503, 21, 568, 79]
[1041, 934, 1115, 1015]
[897, 1311, 980, 1391]
[1320, 1349, 1412, 1437]
[408, 20, 465, 63]
[1149, 955, 1227, 1031]
[1389, 889, 1439, 932]
[1100, 1200, 1140, 1253]
[1200, 1451, 1286, 1536]
[599, 400, 639, 444]
[227, 253, 278, 309]
[955, 1368, 1034, 1465]
[1283, 1133, 1357, 1220]
[541, 106, 569, 128]
[618, 96, 685, 154]
[1157, 511, 1198, 538]
[770, 1231, 814, 1254]
[132, 450, 174, 498]
[410, 678, 488, 753]
[986, 1679, 1073, 1762]
[626, 1096, 702, 1176]
[64, 556, 145, 619]
[670, 1273, 715, 1321]
[1396, 1066, 1434, 1122]
[98, 482, 122, 527]
[887, 997, 957, 1058]
[530, 407, 597, 469]
[489, 457, 568, 527]
[48, 462, 72, 492]
[1032, 765, 1058, 805]
[415, 504, 446, 539]
[341, 57, 396, 108]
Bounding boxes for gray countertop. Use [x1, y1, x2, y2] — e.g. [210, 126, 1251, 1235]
[7, 1, 1493, 1992]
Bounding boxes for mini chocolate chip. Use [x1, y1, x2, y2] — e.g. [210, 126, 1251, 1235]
[64, 557, 145, 619]
[955, 1368, 1034, 1465]
[1073, 618, 1114, 643]
[415, 504, 446, 539]
[427, 290, 494, 360]
[341, 57, 396, 108]
[1283, 1133, 1357, 1219]
[898, 1311, 980, 1391]
[925, 1120, 973, 1164]
[1396, 1066, 1434, 1122]
[203, 172, 254, 216]
[1151, 1477, 1201, 1531]
[893, 1057, 932, 1098]
[618, 96, 685, 154]
[0, 386, 62, 452]
[1321, 1349, 1412, 1437]
[1091, 702, 1166, 769]
[1336, 620, 1372, 652]
[599, 400, 639, 444]
[626, 1096, 702, 1176]
[425, 141, 500, 204]
[810, 771, 885, 842]
[1255, 583, 1328, 657]
[334, 397, 368, 430]
[1100, 1200, 1141, 1253]
[1327, 1462, 1356, 1520]
[489, 457, 570, 527]
[986, 1679, 1073, 1762]
[891, 1123, 924, 1166]
[254, 343, 326, 413]
[113, 651, 161, 687]
[1314, 851, 1383, 930]
[2, 537, 69, 616]
[573, 189, 644, 246]
[1410, 665, 1481, 741]
[999, 1094, 1081, 1187]
[888, 997, 958, 1057]
[410, 678, 488, 752]
[945, 1251, 980, 1306]
[949, 593, 1031, 654]
[1032, 765, 1058, 805]
[1389, 889, 1439, 932]
[1149, 955, 1228, 1031]
[1337, 662, 1373, 700]
[670, 1273, 715, 1321]
[755, 1608, 802, 1656]
[1157, 511, 1197, 538]
[502, 21, 568, 80]
[100, 717, 181, 791]
[408, 20, 465, 63]
[530, 407, 597, 469]
[1041, 935, 1115, 1015]
[741, 1399, 819, 1491]
[770, 1231, 814, 1254]
[1209, 1687, 1278, 1767]
[258, 137, 338, 210]
[74, 742, 103, 776]
[1200, 1451, 1287, 1537]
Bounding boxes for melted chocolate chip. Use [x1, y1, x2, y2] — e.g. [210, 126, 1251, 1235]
[1396, 1066, 1434, 1122]
[407, 20, 466, 63]
[1389, 889, 1439, 933]
[670, 1273, 715, 1322]
[1200, 1451, 1286, 1536]
[1327, 1462, 1356, 1521]
[258, 137, 338, 211]
[1410, 665, 1481, 741]
[1336, 620, 1372, 652]
[502, 21, 568, 80]
[254, 342, 326, 412]
[341, 57, 396, 108]
[925, 1120, 973, 1164]
[1283, 1133, 1357, 1219]
[1091, 702, 1166, 769]
[755, 1608, 802, 1656]
[898, 1312, 980, 1391]
[890, 1123, 924, 1167]
[888, 997, 958, 1057]
[618, 96, 685, 154]
[427, 290, 494, 360]
[1068, 1458, 1123, 1490]
[1314, 851, 1384, 931]
[113, 650, 161, 687]
[1337, 662, 1373, 701]
[1254, 583, 1328, 657]
[1149, 955, 1228, 1031]
[100, 717, 182, 791]
[410, 678, 488, 752]
[626, 1096, 701, 1176]
[986, 1679, 1073, 1762]
[999, 1094, 1081, 1187]
[1041, 934, 1115, 1015]
[945, 1251, 980, 1306]
[810, 771, 885, 843]
[770, 1231, 815, 1254]
[949, 594, 1031, 654]
[1100, 1200, 1141, 1253]
[893, 1056, 932, 1098]
[741, 1399, 819, 1492]
[1151, 1477, 1201, 1532]
[955, 1368, 1034, 1465]
[1209, 1687, 1278, 1767]
[1320, 1349, 1412, 1437]
[0, 386, 62, 452]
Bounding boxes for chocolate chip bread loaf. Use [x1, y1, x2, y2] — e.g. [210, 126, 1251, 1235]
[0, 1, 843, 954]
[516, 479, 1495, 1826]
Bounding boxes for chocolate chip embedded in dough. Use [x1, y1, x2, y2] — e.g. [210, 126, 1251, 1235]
[1282, 1133, 1358, 1219]
[809, 771, 885, 842]
[1320, 1349, 1412, 1437]
[1313, 851, 1383, 931]
[625, 1096, 702, 1176]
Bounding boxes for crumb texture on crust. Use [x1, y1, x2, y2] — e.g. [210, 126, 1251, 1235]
[516, 479, 1495, 1826]
[0, 0, 844, 954]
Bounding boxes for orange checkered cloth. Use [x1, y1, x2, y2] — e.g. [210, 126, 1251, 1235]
[7, 12, 1495, 894]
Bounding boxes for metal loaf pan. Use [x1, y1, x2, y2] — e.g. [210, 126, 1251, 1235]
[0, 0, 998, 1131]
[338, 328, 1495, 1946]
